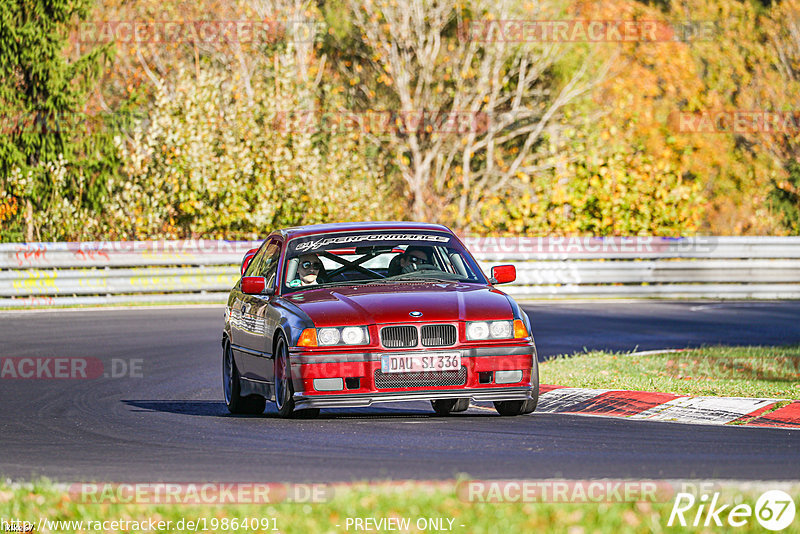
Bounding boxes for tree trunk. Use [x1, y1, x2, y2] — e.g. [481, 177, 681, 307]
[25, 199, 34, 242]
[411, 165, 429, 221]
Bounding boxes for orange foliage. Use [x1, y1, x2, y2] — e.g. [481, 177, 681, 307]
[572, 0, 783, 234]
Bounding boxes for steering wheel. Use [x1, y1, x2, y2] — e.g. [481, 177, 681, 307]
[401, 263, 437, 274]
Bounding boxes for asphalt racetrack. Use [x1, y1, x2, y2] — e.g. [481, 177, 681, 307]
[1, 301, 799, 482]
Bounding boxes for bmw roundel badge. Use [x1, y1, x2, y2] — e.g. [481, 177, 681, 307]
[409, 311, 423, 317]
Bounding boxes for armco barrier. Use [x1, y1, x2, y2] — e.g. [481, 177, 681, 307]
[0, 240, 258, 307]
[1, 237, 800, 307]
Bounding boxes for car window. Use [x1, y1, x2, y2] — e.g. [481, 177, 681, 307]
[243, 239, 280, 279]
[243, 243, 268, 278]
[259, 240, 282, 287]
[282, 230, 487, 292]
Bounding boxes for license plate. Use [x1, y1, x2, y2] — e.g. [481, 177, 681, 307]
[380, 352, 461, 373]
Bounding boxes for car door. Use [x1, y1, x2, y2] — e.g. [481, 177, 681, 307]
[258, 238, 284, 385]
[229, 241, 267, 379]
[235, 238, 282, 382]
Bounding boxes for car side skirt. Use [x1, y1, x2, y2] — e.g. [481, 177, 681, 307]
[240, 377, 273, 399]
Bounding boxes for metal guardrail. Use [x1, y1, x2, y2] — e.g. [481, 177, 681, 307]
[0, 240, 261, 268]
[1, 237, 799, 306]
[0, 240, 258, 307]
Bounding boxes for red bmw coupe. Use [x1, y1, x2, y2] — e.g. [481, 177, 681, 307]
[222, 222, 538, 418]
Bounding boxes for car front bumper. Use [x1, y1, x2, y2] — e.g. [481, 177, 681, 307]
[288, 343, 537, 410]
[293, 386, 533, 409]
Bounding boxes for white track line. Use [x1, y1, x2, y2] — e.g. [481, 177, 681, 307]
[629, 397, 778, 425]
[535, 388, 612, 413]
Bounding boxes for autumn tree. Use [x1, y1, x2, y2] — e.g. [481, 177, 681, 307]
[753, 0, 800, 233]
[109, 0, 394, 239]
[336, 0, 612, 228]
[0, 0, 117, 241]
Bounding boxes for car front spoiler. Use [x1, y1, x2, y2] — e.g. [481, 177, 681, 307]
[292, 386, 534, 410]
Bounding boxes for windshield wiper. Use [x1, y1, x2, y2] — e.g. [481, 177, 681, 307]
[387, 273, 466, 283]
[305, 275, 470, 288]
[316, 279, 382, 288]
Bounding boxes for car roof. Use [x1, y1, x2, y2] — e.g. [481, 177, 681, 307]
[275, 221, 453, 240]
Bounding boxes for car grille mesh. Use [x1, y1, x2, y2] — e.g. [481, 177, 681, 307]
[381, 324, 457, 348]
[421, 324, 457, 347]
[374, 367, 467, 389]
[380, 326, 418, 348]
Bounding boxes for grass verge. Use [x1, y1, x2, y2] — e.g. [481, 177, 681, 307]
[2, 480, 799, 534]
[540, 345, 800, 398]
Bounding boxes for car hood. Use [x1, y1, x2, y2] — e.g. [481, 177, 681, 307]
[284, 283, 513, 326]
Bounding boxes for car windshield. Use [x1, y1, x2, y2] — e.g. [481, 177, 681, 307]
[282, 230, 487, 292]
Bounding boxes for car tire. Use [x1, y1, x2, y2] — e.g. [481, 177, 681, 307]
[431, 398, 470, 415]
[223, 341, 266, 415]
[294, 408, 321, 419]
[493, 399, 536, 416]
[273, 336, 320, 419]
[274, 336, 297, 418]
[494, 358, 540, 416]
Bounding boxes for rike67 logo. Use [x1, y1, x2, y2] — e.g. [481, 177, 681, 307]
[668, 488, 796, 531]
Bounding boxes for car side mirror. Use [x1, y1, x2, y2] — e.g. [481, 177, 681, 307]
[490, 265, 516, 284]
[241, 276, 275, 295]
[240, 248, 259, 275]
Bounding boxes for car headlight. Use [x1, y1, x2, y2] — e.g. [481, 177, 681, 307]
[466, 321, 490, 340]
[466, 320, 513, 340]
[341, 326, 367, 345]
[489, 320, 512, 339]
[317, 328, 341, 346]
[312, 326, 370, 347]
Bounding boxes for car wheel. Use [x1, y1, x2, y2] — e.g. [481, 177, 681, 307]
[494, 360, 539, 416]
[273, 337, 320, 419]
[223, 341, 266, 415]
[431, 398, 469, 415]
[271, 336, 309, 419]
[527, 357, 540, 413]
[493, 399, 536, 416]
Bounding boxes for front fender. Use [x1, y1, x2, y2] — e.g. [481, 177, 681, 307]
[274, 298, 315, 347]
[222, 307, 232, 347]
